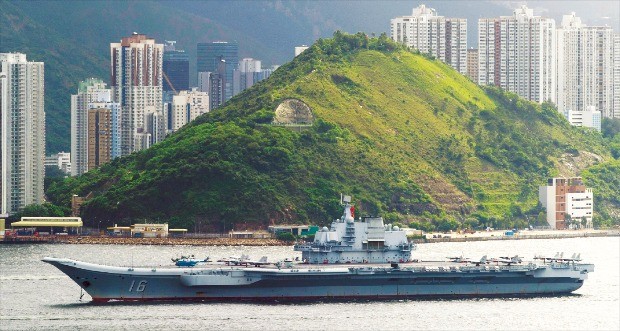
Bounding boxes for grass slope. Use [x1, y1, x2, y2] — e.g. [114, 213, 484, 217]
[47, 33, 615, 230]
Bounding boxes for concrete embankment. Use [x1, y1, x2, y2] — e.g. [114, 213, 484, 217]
[2, 236, 290, 246]
[417, 229, 620, 244]
[3, 230, 618, 246]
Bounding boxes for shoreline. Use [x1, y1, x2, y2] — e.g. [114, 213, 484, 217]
[418, 229, 620, 243]
[2, 229, 619, 246]
[1, 236, 290, 246]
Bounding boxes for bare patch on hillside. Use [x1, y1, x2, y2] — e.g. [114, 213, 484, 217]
[273, 99, 314, 125]
[417, 175, 474, 213]
[556, 151, 604, 177]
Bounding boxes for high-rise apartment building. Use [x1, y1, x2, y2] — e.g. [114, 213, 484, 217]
[557, 13, 616, 118]
[87, 108, 114, 171]
[197, 71, 211, 94]
[466, 48, 478, 81]
[168, 88, 209, 131]
[146, 111, 165, 146]
[197, 41, 238, 101]
[163, 41, 189, 103]
[110, 33, 163, 155]
[71, 78, 117, 176]
[613, 33, 620, 119]
[206, 58, 227, 110]
[233, 58, 262, 95]
[0, 53, 45, 215]
[390, 5, 467, 74]
[478, 5, 556, 103]
[539, 177, 593, 229]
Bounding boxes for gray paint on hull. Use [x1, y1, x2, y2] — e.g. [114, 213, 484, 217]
[46, 259, 585, 302]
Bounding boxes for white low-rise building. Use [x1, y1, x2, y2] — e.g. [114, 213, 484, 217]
[565, 106, 602, 131]
[45, 152, 71, 174]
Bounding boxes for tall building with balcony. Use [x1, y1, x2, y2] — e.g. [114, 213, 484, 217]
[205, 58, 227, 110]
[557, 13, 617, 118]
[539, 177, 593, 229]
[197, 41, 238, 102]
[110, 33, 163, 155]
[466, 48, 478, 81]
[614, 34, 620, 119]
[71, 78, 117, 176]
[162, 41, 189, 103]
[87, 108, 114, 171]
[390, 4, 467, 75]
[0, 53, 45, 215]
[233, 58, 262, 95]
[168, 88, 209, 132]
[478, 5, 556, 103]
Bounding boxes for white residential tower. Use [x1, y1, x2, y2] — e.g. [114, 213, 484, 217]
[478, 5, 556, 103]
[391, 4, 467, 74]
[0, 53, 45, 215]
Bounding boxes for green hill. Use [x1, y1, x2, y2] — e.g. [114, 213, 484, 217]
[46, 33, 618, 231]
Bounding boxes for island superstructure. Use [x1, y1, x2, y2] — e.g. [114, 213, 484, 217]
[294, 195, 413, 264]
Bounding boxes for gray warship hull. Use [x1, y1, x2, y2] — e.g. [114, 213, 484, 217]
[43, 257, 593, 302]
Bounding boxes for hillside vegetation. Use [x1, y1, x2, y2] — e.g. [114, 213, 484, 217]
[47, 33, 618, 231]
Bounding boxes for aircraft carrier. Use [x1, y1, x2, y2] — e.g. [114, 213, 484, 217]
[43, 197, 594, 302]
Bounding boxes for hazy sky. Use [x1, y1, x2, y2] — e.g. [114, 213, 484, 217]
[491, 0, 619, 28]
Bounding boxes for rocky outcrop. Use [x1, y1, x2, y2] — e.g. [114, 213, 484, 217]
[556, 151, 604, 177]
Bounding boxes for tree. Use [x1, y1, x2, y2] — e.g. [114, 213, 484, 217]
[564, 214, 573, 229]
[436, 218, 458, 232]
[463, 218, 480, 230]
[8, 203, 68, 221]
[536, 211, 547, 226]
[581, 216, 588, 229]
[602, 118, 620, 139]
[276, 232, 296, 242]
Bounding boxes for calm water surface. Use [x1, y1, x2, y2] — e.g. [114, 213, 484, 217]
[0, 237, 618, 330]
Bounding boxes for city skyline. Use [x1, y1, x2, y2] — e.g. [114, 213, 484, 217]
[1, 1, 619, 220]
[2, 1, 619, 154]
[50, 3, 620, 172]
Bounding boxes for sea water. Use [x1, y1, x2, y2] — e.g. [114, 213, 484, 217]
[0, 237, 618, 330]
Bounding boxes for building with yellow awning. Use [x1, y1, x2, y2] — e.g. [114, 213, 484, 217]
[11, 217, 83, 235]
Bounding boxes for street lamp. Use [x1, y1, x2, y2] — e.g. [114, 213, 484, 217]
[98, 220, 101, 235]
